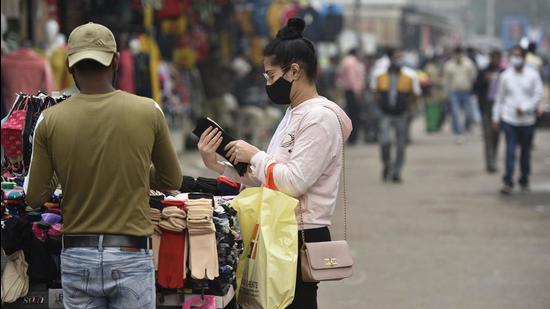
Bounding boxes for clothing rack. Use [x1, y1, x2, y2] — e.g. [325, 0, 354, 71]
[2, 91, 71, 177]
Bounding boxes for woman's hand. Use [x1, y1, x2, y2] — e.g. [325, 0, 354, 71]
[225, 140, 260, 164]
[198, 127, 224, 173]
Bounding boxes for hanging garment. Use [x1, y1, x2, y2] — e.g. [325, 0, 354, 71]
[319, 3, 344, 42]
[298, 6, 323, 42]
[138, 35, 162, 104]
[267, 1, 286, 38]
[157, 205, 187, 289]
[133, 53, 153, 98]
[154, 0, 189, 19]
[1, 96, 29, 165]
[186, 198, 218, 280]
[1, 49, 54, 110]
[117, 49, 136, 93]
[251, 2, 270, 37]
[281, 3, 300, 26]
[48, 46, 74, 90]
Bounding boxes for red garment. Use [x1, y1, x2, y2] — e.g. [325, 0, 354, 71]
[117, 49, 135, 93]
[155, 0, 190, 19]
[1, 49, 53, 110]
[281, 4, 301, 25]
[157, 230, 186, 288]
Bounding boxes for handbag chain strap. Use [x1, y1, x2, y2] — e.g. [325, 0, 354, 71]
[300, 107, 348, 244]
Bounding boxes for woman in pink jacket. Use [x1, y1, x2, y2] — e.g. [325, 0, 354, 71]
[198, 18, 352, 308]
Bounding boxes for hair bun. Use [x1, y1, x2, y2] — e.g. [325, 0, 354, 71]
[276, 17, 306, 40]
[287, 18, 305, 34]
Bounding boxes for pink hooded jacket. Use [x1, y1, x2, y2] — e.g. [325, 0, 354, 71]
[223, 97, 353, 229]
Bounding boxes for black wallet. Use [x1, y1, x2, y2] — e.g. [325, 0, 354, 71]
[192, 117, 249, 176]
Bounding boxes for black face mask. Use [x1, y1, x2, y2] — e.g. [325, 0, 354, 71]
[265, 75, 293, 105]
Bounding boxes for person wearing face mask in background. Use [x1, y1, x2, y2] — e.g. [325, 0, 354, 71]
[371, 48, 421, 183]
[473, 50, 504, 174]
[443, 47, 478, 144]
[197, 17, 352, 308]
[492, 46, 543, 195]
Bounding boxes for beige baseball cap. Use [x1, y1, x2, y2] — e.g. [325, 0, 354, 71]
[67, 22, 117, 68]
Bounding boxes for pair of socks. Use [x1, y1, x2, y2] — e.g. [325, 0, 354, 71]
[157, 205, 187, 289]
[186, 198, 219, 280]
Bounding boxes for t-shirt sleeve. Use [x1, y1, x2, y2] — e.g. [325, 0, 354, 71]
[24, 114, 56, 208]
[150, 103, 183, 190]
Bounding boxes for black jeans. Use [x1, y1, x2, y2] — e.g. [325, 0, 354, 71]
[345, 90, 361, 144]
[286, 227, 331, 309]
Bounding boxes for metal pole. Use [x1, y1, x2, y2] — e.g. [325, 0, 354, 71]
[486, 0, 495, 37]
[355, 0, 362, 54]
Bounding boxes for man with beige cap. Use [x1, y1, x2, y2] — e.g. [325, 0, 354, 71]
[25, 22, 182, 308]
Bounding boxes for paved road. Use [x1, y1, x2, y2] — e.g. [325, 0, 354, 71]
[318, 123, 550, 309]
[178, 121, 550, 309]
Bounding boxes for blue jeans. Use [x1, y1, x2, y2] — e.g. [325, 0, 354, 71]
[501, 122, 535, 187]
[450, 91, 475, 135]
[380, 114, 408, 177]
[61, 247, 155, 309]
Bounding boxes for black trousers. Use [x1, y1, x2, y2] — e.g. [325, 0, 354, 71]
[286, 227, 331, 309]
[345, 90, 361, 144]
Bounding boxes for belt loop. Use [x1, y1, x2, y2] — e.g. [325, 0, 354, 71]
[61, 235, 65, 251]
[146, 237, 151, 255]
[98, 235, 104, 252]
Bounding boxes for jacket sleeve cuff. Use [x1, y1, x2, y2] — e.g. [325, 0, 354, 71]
[250, 151, 270, 184]
[251, 151, 268, 168]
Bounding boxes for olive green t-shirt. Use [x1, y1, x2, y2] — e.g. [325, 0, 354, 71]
[25, 90, 182, 236]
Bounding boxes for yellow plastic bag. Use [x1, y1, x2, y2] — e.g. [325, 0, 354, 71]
[232, 187, 298, 309]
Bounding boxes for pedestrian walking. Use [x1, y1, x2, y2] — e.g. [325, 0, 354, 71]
[372, 48, 421, 183]
[197, 18, 352, 308]
[493, 46, 544, 195]
[337, 48, 365, 145]
[474, 50, 503, 173]
[443, 47, 478, 143]
[25, 23, 182, 308]
[525, 42, 543, 73]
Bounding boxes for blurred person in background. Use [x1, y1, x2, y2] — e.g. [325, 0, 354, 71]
[372, 48, 421, 183]
[423, 56, 446, 132]
[474, 50, 504, 174]
[525, 42, 543, 74]
[443, 47, 478, 144]
[337, 48, 365, 145]
[317, 56, 340, 102]
[525, 42, 547, 118]
[493, 46, 543, 195]
[198, 46, 236, 129]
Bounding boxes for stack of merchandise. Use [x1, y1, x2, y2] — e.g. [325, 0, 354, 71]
[1, 178, 63, 304]
[153, 176, 244, 306]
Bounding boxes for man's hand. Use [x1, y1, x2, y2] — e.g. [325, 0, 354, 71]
[536, 104, 546, 117]
[492, 121, 500, 131]
[516, 107, 524, 116]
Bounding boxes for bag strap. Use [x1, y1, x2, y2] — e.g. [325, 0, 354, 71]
[300, 105, 348, 244]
